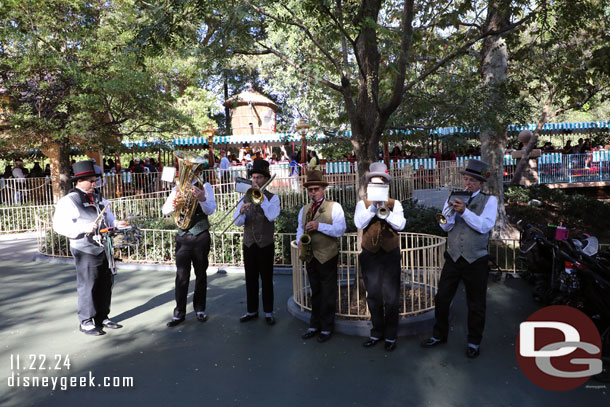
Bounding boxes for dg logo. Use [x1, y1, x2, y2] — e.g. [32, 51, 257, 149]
[516, 305, 602, 391]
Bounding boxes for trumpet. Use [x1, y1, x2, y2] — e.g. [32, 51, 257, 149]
[436, 190, 472, 224]
[376, 203, 390, 220]
[216, 174, 276, 234]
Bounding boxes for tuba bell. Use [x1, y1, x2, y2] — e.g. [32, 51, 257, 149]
[172, 151, 208, 229]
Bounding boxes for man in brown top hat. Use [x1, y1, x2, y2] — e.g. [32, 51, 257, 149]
[355, 162, 406, 351]
[296, 170, 346, 342]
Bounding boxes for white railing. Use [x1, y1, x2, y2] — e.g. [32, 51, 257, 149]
[291, 233, 447, 318]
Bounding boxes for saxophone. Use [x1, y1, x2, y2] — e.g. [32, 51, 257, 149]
[299, 203, 314, 262]
[173, 151, 207, 229]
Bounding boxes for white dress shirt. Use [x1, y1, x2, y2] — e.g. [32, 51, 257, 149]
[233, 193, 281, 225]
[53, 188, 118, 239]
[439, 190, 497, 234]
[296, 200, 347, 241]
[354, 200, 406, 231]
[162, 182, 216, 216]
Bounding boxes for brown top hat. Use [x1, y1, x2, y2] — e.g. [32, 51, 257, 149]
[303, 170, 328, 188]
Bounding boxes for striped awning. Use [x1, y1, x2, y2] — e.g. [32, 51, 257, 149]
[121, 120, 610, 148]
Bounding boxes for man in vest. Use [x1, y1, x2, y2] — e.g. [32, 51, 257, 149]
[355, 162, 406, 351]
[53, 160, 127, 336]
[233, 159, 281, 325]
[162, 162, 216, 327]
[421, 159, 497, 358]
[297, 170, 346, 342]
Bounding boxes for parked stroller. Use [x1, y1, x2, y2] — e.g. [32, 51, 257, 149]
[518, 221, 610, 382]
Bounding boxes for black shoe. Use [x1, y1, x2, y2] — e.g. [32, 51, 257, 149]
[466, 346, 480, 359]
[384, 341, 397, 352]
[265, 316, 276, 325]
[239, 313, 258, 323]
[197, 313, 208, 323]
[79, 323, 105, 336]
[101, 319, 123, 329]
[421, 337, 447, 348]
[363, 337, 383, 348]
[166, 318, 185, 328]
[301, 330, 318, 340]
[317, 332, 332, 343]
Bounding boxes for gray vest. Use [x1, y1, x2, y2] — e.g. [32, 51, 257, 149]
[243, 190, 275, 248]
[177, 204, 210, 236]
[446, 192, 491, 264]
[67, 192, 107, 255]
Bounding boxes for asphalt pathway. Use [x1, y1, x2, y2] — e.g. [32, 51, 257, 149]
[0, 233, 607, 406]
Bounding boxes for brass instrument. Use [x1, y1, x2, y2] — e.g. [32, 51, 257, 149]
[299, 203, 314, 262]
[376, 203, 390, 220]
[217, 174, 277, 234]
[173, 151, 207, 229]
[436, 190, 472, 224]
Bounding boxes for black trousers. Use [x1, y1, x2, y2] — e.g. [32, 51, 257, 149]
[433, 253, 490, 345]
[359, 247, 401, 340]
[243, 243, 274, 314]
[306, 255, 339, 332]
[72, 249, 114, 325]
[174, 231, 211, 319]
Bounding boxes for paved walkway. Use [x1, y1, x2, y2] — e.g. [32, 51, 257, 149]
[0, 234, 608, 406]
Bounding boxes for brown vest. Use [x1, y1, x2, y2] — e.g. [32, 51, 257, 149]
[243, 190, 275, 248]
[361, 198, 399, 253]
[301, 199, 340, 264]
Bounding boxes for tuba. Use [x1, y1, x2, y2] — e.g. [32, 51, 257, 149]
[299, 203, 314, 262]
[173, 151, 208, 229]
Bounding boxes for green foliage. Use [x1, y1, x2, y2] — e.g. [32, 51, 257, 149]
[401, 199, 447, 237]
[504, 185, 531, 204]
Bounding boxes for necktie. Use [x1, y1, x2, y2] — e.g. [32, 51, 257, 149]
[86, 193, 94, 204]
[311, 199, 324, 216]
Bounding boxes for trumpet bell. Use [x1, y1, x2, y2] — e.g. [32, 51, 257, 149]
[376, 206, 390, 220]
[436, 213, 448, 224]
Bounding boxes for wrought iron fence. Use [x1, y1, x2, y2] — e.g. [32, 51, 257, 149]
[0, 177, 54, 206]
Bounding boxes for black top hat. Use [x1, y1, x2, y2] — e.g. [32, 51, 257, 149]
[250, 159, 271, 178]
[460, 159, 490, 182]
[303, 170, 329, 188]
[71, 160, 97, 182]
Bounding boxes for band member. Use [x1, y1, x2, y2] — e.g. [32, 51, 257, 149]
[162, 164, 216, 327]
[355, 163, 406, 351]
[53, 160, 127, 336]
[297, 170, 346, 342]
[233, 159, 281, 325]
[421, 159, 497, 358]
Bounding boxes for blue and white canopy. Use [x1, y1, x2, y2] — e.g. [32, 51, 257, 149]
[122, 120, 610, 148]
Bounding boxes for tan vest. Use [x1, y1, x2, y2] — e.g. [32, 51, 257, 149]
[301, 199, 339, 264]
[361, 199, 399, 253]
[243, 190, 275, 248]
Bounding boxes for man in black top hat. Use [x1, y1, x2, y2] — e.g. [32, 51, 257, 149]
[421, 159, 497, 358]
[233, 159, 281, 325]
[53, 160, 127, 336]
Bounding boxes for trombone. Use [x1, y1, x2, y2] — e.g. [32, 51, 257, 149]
[216, 174, 276, 234]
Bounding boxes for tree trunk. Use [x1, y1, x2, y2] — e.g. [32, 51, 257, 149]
[42, 138, 72, 200]
[479, 1, 514, 239]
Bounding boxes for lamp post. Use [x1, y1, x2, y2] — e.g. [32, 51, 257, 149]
[202, 122, 217, 168]
[295, 118, 309, 166]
